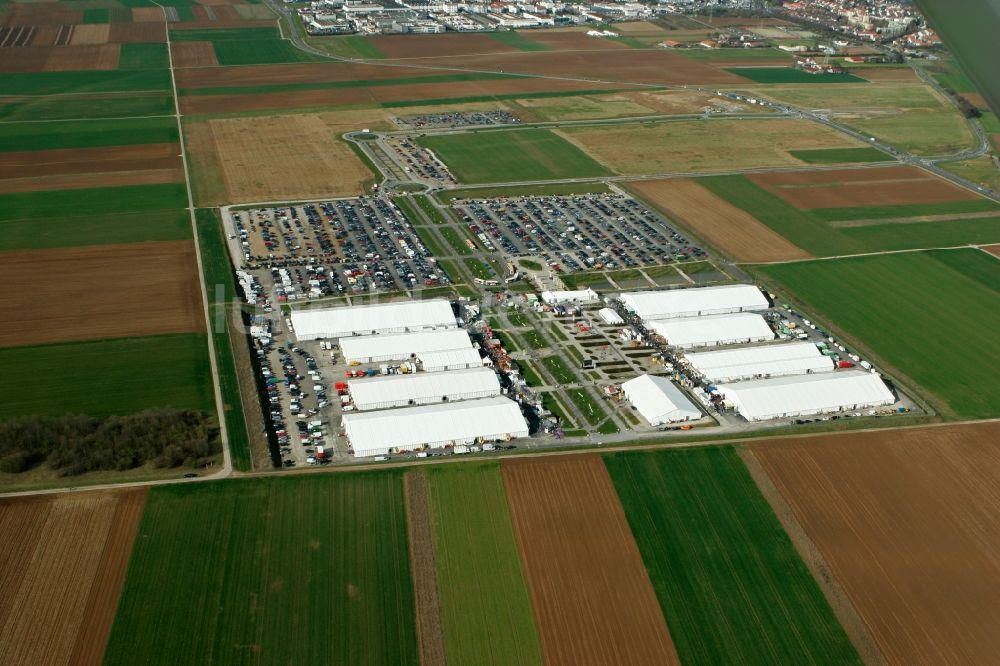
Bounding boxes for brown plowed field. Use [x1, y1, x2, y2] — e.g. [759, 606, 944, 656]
[108, 22, 165, 43]
[192, 114, 372, 204]
[132, 7, 164, 22]
[0, 240, 205, 347]
[750, 422, 1000, 666]
[502, 456, 680, 666]
[404, 472, 447, 666]
[368, 76, 634, 104]
[0, 488, 147, 666]
[0, 143, 180, 169]
[169, 18, 274, 30]
[44, 43, 120, 70]
[369, 33, 520, 59]
[175, 61, 455, 88]
[179, 85, 374, 114]
[394, 50, 745, 85]
[981, 244, 1000, 258]
[520, 30, 632, 51]
[0, 46, 51, 72]
[30, 24, 61, 46]
[629, 178, 812, 262]
[0, 165, 181, 194]
[68, 23, 109, 45]
[171, 41, 218, 68]
[749, 165, 980, 209]
[1, 10, 84, 27]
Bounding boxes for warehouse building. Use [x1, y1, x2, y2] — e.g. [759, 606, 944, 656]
[340, 328, 472, 364]
[541, 288, 599, 305]
[684, 341, 834, 383]
[342, 396, 529, 457]
[348, 367, 501, 411]
[418, 347, 485, 373]
[290, 298, 456, 340]
[647, 313, 775, 349]
[620, 284, 768, 320]
[716, 370, 895, 421]
[621, 374, 701, 425]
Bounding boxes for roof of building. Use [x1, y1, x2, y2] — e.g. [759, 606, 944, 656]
[599, 307, 624, 325]
[541, 288, 599, 304]
[417, 347, 484, 369]
[716, 370, 894, 419]
[347, 367, 500, 409]
[343, 396, 528, 454]
[290, 298, 455, 340]
[620, 284, 769, 320]
[340, 328, 472, 361]
[647, 313, 775, 347]
[621, 374, 701, 424]
[685, 341, 833, 381]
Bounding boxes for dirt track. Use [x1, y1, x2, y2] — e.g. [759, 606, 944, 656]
[0, 488, 147, 666]
[404, 472, 447, 666]
[750, 422, 1000, 666]
[749, 165, 979, 209]
[629, 178, 812, 262]
[0, 241, 205, 348]
[502, 456, 679, 666]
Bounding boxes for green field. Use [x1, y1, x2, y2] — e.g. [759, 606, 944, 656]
[542, 354, 578, 385]
[104, 473, 418, 665]
[851, 109, 976, 156]
[195, 208, 252, 472]
[488, 30, 551, 52]
[0, 116, 178, 152]
[308, 34, 386, 60]
[0, 209, 190, 252]
[440, 226, 472, 255]
[169, 27, 283, 42]
[212, 39, 328, 66]
[0, 95, 174, 121]
[727, 67, 867, 84]
[699, 174, 1000, 256]
[566, 387, 607, 426]
[789, 147, 895, 163]
[425, 465, 543, 666]
[605, 447, 861, 665]
[677, 47, 792, 61]
[118, 43, 170, 70]
[0, 183, 187, 221]
[419, 129, 611, 184]
[0, 334, 213, 419]
[758, 249, 1000, 418]
[0, 70, 171, 95]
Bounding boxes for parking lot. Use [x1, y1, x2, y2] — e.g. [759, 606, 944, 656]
[383, 137, 457, 185]
[225, 198, 452, 303]
[393, 109, 521, 130]
[453, 193, 708, 273]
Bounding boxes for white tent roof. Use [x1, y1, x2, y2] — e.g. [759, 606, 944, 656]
[343, 396, 528, 455]
[541, 288, 599, 304]
[716, 370, 894, 421]
[341, 328, 472, 362]
[620, 284, 768, 320]
[599, 308, 624, 325]
[418, 347, 484, 370]
[621, 374, 701, 425]
[685, 341, 834, 382]
[647, 313, 774, 348]
[348, 367, 500, 410]
[290, 299, 455, 340]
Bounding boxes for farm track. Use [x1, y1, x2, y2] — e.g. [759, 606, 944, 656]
[404, 472, 448, 666]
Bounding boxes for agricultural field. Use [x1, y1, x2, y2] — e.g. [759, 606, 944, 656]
[557, 118, 866, 175]
[751, 421, 1000, 664]
[0, 489, 148, 666]
[104, 474, 418, 665]
[502, 456, 680, 665]
[725, 67, 867, 84]
[424, 464, 543, 666]
[605, 447, 860, 664]
[758, 249, 1000, 419]
[419, 128, 611, 184]
[699, 170, 1000, 257]
[509, 88, 765, 122]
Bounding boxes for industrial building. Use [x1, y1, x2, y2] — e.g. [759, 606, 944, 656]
[684, 342, 834, 383]
[340, 328, 472, 364]
[620, 284, 768, 320]
[342, 396, 529, 457]
[290, 298, 456, 340]
[347, 367, 501, 411]
[541, 288, 599, 305]
[621, 374, 701, 425]
[715, 370, 895, 421]
[647, 313, 775, 349]
[418, 348, 485, 373]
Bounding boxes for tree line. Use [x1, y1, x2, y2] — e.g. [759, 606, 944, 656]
[0, 409, 221, 477]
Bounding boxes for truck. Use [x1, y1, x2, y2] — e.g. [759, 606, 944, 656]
[315, 446, 326, 461]
[453, 445, 470, 454]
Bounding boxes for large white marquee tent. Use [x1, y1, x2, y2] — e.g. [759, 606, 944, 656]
[620, 284, 768, 320]
[417, 348, 485, 373]
[684, 341, 834, 383]
[340, 328, 472, 364]
[291, 299, 455, 340]
[715, 370, 894, 421]
[647, 313, 775, 349]
[347, 367, 501, 411]
[343, 396, 529, 457]
[621, 374, 701, 425]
